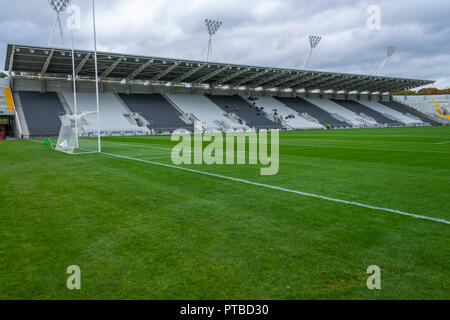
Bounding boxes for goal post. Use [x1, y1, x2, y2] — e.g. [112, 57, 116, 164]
[55, 112, 100, 155]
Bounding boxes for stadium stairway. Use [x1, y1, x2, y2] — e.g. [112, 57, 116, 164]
[18, 91, 65, 137]
[3, 87, 15, 112]
[0, 82, 15, 115]
[0, 83, 27, 138]
[242, 95, 324, 130]
[164, 93, 248, 131]
[331, 99, 402, 126]
[0, 80, 12, 114]
[62, 92, 147, 135]
[356, 100, 423, 125]
[206, 94, 282, 130]
[275, 97, 348, 128]
[56, 92, 73, 115]
[118, 93, 193, 132]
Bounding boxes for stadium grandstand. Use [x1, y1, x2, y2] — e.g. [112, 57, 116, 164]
[2, 0, 450, 304]
[3, 43, 440, 138]
[394, 94, 450, 125]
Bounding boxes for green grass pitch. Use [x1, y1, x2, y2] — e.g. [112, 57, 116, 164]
[0, 126, 449, 300]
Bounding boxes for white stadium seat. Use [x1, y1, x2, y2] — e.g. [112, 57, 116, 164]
[304, 98, 378, 127]
[165, 93, 247, 131]
[394, 95, 450, 122]
[357, 100, 423, 125]
[62, 92, 146, 134]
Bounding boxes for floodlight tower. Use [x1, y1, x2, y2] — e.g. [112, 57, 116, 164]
[375, 47, 397, 76]
[48, 0, 72, 47]
[204, 19, 223, 61]
[300, 35, 322, 70]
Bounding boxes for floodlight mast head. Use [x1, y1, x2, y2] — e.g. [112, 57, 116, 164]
[309, 35, 322, 49]
[300, 35, 322, 70]
[205, 19, 222, 36]
[203, 19, 223, 61]
[375, 46, 397, 76]
[48, 0, 71, 13]
[48, 0, 72, 47]
[387, 47, 397, 57]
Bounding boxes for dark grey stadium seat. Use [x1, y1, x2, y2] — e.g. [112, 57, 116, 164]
[118, 93, 192, 131]
[276, 97, 348, 128]
[19, 91, 65, 137]
[206, 94, 282, 129]
[331, 99, 402, 126]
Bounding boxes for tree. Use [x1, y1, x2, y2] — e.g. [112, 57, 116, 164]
[394, 90, 417, 96]
[394, 88, 450, 96]
[418, 88, 440, 95]
[0, 72, 6, 78]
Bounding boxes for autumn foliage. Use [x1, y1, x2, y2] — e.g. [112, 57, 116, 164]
[417, 88, 450, 95]
[395, 88, 450, 95]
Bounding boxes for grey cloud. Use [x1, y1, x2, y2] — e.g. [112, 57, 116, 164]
[0, 0, 448, 88]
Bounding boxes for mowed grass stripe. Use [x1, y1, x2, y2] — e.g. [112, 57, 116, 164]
[97, 128, 449, 221]
[102, 151, 450, 225]
[1, 126, 447, 299]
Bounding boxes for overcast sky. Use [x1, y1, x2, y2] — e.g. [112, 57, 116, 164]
[1, 0, 449, 88]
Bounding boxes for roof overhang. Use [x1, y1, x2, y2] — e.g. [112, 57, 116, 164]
[5, 43, 434, 93]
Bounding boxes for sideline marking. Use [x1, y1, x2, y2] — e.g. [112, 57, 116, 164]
[102, 152, 450, 226]
[108, 142, 172, 151]
[284, 143, 450, 154]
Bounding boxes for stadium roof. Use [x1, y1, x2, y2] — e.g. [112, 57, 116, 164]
[5, 43, 434, 93]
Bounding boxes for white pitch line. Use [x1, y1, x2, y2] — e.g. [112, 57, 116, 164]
[102, 152, 450, 226]
[434, 141, 450, 145]
[140, 155, 172, 160]
[140, 151, 249, 160]
[106, 142, 259, 154]
[284, 143, 450, 154]
[108, 142, 172, 151]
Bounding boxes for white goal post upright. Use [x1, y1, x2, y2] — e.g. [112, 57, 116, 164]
[93, 0, 101, 152]
[54, 0, 101, 155]
[69, 9, 79, 149]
